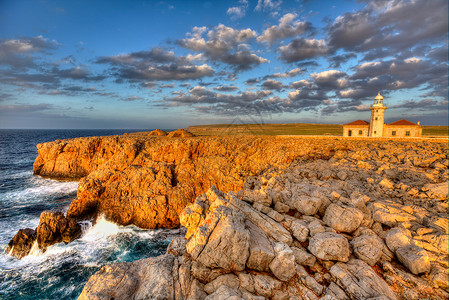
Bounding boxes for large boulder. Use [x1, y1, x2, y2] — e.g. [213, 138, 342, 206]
[269, 242, 296, 281]
[330, 259, 397, 300]
[351, 234, 384, 266]
[6, 228, 36, 259]
[385, 227, 412, 253]
[323, 203, 364, 233]
[308, 232, 350, 262]
[36, 211, 82, 251]
[396, 245, 431, 275]
[245, 220, 275, 272]
[148, 129, 168, 136]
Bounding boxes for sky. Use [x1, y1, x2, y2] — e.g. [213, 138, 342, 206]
[0, 0, 447, 129]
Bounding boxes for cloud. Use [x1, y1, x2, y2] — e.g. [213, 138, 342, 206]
[311, 70, 348, 88]
[266, 68, 303, 79]
[245, 78, 260, 85]
[257, 13, 311, 45]
[327, 0, 448, 59]
[0, 36, 59, 69]
[214, 85, 239, 92]
[0, 103, 53, 113]
[278, 38, 328, 62]
[97, 47, 215, 81]
[255, 0, 282, 12]
[227, 0, 248, 20]
[261, 79, 285, 91]
[179, 24, 267, 71]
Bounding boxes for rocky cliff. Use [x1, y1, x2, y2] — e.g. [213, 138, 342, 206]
[79, 143, 448, 299]
[9, 133, 448, 262]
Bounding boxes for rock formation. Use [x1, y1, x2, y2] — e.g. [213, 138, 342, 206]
[7, 210, 81, 258]
[148, 129, 168, 136]
[79, 137, 448, 299]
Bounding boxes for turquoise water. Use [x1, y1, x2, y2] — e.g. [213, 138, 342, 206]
[0, 130, 180, 299]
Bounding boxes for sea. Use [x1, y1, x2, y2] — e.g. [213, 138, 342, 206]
[0, 129, 181, 300]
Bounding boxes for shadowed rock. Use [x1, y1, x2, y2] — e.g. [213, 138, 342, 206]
[6, 228, 36, 259]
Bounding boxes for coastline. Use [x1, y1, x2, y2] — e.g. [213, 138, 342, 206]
[6, 131, 449, 299]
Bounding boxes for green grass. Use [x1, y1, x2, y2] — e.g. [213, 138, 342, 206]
[422, 126, 449, 137]
[188, 123, 449, 137]
[188, 123, 343, 136]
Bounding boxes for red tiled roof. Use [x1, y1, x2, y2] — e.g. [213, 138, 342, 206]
[344, 120, 369, 125]
[388, 119, 418, 126]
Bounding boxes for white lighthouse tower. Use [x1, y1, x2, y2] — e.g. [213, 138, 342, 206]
[369, 92, 386, 137]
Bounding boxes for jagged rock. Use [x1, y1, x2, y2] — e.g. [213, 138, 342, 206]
[246, 220, 275, 272]
[323, 204, 364, 233]
[253, 274, 282, 298]
[351, 234, 384, 266]
[396, 245, 431, 275]
[190, 261, 228, 284]
[36, 210, 81, 251]
[242, 189, 272, 206]
[228, 194, 293, 246]
[330, 259, 397, 300]
[430, 264, 449, 289]
[238, 273, 255, 293]
[291, 246, 316, 267]
[308, 220, 326, 236]
[423, 182, 448, 199]
[189, 204, 250, 272]
[324, 282, 349, 299]
[79, 254, 177, 300]
[167, 129, 195, 138]
[370, 201, 418, 227]
[269, 242, 296, 281]
[6, 228, 36, 259]
[308, 232, 350, 262]
[290, 219, 309, 242]
[290, 194, 322, 216]
[148, 129, 167, 136]
[204, 274, 240, 294]
[385, 227, 412, 253]
[205, 285, 242, 300]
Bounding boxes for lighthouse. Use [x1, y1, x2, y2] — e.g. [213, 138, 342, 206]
[369, 92, 386, 137]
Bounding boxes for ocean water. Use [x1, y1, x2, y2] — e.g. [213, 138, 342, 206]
[0, 129, 180, 299]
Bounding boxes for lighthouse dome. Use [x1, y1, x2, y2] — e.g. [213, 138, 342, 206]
[375, 92, 383, 101]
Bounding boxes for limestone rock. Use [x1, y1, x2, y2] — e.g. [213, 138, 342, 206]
[204, 274, 240, 295]
[193, 206, 250, 272]
[385, 227, 412, 253]
[291, 246, 316, 267]
[290, 219, 309, 242]
[205, 285, 242, 300]
[290, 195, 322, 216]
[351, 234, 384, 266]
[6, 228, 36, 259]
[36, 211, 81, 251]
[330, 259, 397, 300]
[242, 189, 272, 206]
[269, 242, 296, 281]
[396, 245, 431, 275]
[246, 220, 275, 272]
[323, 204, 364, 233]
[253, 274, 282, 298]
[308, 232, 350, 262]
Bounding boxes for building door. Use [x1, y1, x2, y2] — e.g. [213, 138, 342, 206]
[348, 130, 352, 136]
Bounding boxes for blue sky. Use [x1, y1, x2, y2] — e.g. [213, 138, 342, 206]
[0, 0, 447, 129]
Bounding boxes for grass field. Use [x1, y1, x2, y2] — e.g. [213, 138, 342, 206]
[187, 123, 448, 137]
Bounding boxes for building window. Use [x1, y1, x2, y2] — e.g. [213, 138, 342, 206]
[359, 130, 363, 135]
[374, 131, 377, 134]
[392, 131, 396, 136]
[375, 117, 378, 120]
[406, 131, 410, 136]
[348, 130, 352, 136]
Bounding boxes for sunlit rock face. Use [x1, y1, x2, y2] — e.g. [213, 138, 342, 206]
[78, 133, 447, 299]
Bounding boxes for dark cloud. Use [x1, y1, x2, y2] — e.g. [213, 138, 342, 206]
[257, 13, 312, 45]
[278, 38, 328, 62]
[261, 79, 285, 91]
[245, 78, 260, 85]
[328, 52, 357, 68]
[178, 24, 267, 71]
[214, 85, 239, 92]
[327, 0, 448, 59]
[97, 47, 214, 81]
[0, 36, 59, 69]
